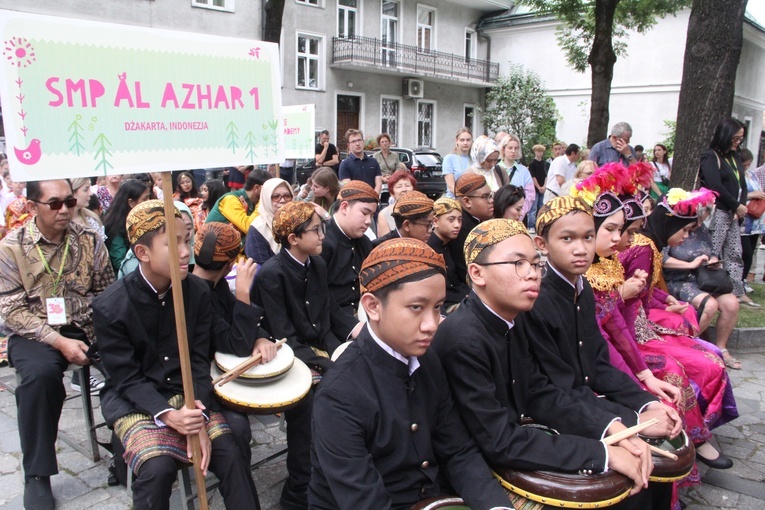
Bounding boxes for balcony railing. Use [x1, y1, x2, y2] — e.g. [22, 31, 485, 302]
[332, 36, 499, 85]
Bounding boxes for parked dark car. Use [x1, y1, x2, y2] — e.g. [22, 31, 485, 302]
[389, 147, 446, 200]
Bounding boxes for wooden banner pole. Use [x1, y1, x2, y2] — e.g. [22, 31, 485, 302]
[161, 172, 209, 510]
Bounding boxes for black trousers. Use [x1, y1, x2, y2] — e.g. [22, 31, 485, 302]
[283, 387, 314, 503]
[131, 432, 261, 510]
[8, 334, 69, 478]
[220, 407, 252, 463]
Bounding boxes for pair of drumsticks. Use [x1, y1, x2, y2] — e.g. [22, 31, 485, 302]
[212, 338, 287, 387]
[604, 419, 677, 460]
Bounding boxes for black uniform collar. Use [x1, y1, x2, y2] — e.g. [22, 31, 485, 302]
[463, 292, 514, 336]
[357, 327, 411, 381]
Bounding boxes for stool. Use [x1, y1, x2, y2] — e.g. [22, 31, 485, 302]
[13, 363, 103, 462]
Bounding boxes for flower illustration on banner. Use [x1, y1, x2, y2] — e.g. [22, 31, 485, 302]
[249, 47, 260, 58]
[3, 37, 36, 68]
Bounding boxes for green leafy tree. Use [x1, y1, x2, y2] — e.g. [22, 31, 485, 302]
[522, 0, 690, 147]
[479, 64, 559, 163]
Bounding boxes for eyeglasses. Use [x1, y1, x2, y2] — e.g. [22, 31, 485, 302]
[467, 192, 494, 201]
[485, 157, 499, 164]
[271, 193, 293, 203]
[32, 197, 77, 210]
[475, 258, 547, 279]
[732, 135, 745, 142]
[349, 138, 364, 144]
[411, 221, 435, 233]
[304, 223, 327, 236]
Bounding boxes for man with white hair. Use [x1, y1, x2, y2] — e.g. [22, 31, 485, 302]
[589, 122, 637, 167]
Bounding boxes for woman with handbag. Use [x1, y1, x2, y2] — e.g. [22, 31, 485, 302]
[741, 149, 765, 295]
[649, 143, 671, 200]
[698, 118, 759, 307]
[663, 206, 741, 369]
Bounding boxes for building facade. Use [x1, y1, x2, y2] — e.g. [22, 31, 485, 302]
[279, 0, 508, 154]
[480, 6, 765, 164]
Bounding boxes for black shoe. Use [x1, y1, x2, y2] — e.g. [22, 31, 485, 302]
[24, 476, 55, 510]
[696, 451, 734, 469]
[280, 482, 308, 510]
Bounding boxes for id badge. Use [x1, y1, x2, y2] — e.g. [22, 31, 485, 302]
[46, 297, 68, 325]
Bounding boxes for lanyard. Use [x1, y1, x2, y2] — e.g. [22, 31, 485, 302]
[35, 234, 70, 296]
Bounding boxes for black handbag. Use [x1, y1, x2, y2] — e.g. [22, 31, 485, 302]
[695, 263, 733, 295]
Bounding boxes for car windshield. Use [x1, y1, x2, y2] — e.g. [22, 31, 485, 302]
[415, 154, 442, 166]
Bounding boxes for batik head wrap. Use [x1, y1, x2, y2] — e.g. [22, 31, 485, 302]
[392, 191, 434, 218]
[433, 197, 462, 217]
[194, 222, 242, 265]
[470, 135, 500, 166]
[464, 218, 529, 266]
[535, 196, 592, 235]
[338, 180, 379, 203]
[272, 201, 316, 243]
[360, 238, 446, 294]
[252, 178, 291, 253]
[126, 199, 182, 246]
[643, 188, 717, 251]
[455, 173, 488, 197]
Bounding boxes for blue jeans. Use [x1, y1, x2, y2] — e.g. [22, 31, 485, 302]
[528, 192, 544, 230]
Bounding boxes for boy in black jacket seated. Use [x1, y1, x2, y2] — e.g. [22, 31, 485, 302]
[309, 238, 511, 510]
[252, 200, 360, 510]
[192, 221, 276, 462]
[94, 200, 261, 510]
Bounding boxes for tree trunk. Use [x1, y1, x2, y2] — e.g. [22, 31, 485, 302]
[586, 0, 620, 148]
[672, 0, 748, 189]
[263, 0, 286, 44]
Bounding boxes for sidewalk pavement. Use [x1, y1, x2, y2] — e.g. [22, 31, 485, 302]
[0, 247, 762, 509]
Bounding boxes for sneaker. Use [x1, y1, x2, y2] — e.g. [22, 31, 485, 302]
[71, 371, 105, 394]
[744, 282, 755, 294]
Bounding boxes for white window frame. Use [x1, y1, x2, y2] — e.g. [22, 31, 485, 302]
[416, 5, 437, 54]
[337, 0, 361, 39]
[465, 29, 477, 61]
[296, 0, 322, 7]
[416, 99, 436, 149]
[381, 0, 401, 66]
[463, 104, 477, 135]
[295, 32, 324, 91]
[191, 0, 235, 13]
[380, 95, 403, 146]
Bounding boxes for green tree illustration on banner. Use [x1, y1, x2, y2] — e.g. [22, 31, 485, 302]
[226, 121, 239, 154]
[244, 131, 258, 162]
[93, 133, 113, 174]
[68, 114, 87, 155]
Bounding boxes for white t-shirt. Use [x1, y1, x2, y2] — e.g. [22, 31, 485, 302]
[545, 155, 577, 197]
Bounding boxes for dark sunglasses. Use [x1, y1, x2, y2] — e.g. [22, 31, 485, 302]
[33, 197, 78, 210]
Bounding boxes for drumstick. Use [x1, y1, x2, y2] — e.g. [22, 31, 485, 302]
[647, 444, 678, 461]
[603, 419, 660, 446]
[213, 338, 287, 386]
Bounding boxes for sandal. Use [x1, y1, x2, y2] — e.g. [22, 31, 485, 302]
[738, 297, 762, 309]
[720, 348, 742, 370]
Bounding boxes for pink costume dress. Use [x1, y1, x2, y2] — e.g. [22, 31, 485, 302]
[618, 234, 738, 437]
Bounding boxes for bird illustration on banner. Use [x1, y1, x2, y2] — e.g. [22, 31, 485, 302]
[14, 138, 41, 165]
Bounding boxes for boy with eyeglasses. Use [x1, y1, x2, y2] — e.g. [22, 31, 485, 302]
[372, 190, 434, 246]
[432, 219, 665, 510]
[252, 200, 360, 510]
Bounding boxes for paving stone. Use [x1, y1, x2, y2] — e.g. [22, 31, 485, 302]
[0, 452, 20, 475]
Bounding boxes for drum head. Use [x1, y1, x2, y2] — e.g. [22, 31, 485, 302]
[644, 430, 695, 482]
[212, 358, 312, 415]
[331, 341, 353, 362]
[493, 468, 631, 509]
[215, 344, 295, 380]
[410, 497, 469, 510]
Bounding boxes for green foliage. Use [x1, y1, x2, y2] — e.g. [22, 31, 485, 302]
[479, 64, 559, 163]
[661, 119, 676, 156]
[522, 0, 691, 72]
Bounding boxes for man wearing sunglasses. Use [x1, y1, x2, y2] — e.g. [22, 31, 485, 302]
[0, 179, 115, 510]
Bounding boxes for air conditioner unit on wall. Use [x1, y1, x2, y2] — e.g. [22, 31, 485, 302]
[403, 78, 424, 99]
